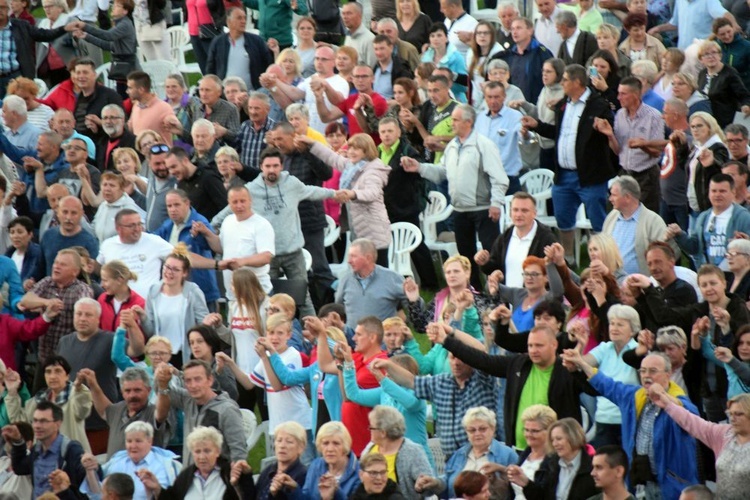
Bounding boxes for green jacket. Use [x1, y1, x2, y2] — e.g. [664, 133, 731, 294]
[0, 384, 30, 428]
[242, 0, 307, 47]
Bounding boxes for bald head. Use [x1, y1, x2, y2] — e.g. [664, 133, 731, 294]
[57, 196, 85, 235]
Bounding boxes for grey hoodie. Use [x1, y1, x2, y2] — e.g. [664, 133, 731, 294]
[213, 171, 334, 254]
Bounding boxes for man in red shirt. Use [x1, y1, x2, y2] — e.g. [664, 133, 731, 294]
[313, 65, 388, 144]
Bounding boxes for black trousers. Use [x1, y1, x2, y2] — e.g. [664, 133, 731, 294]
[453, 209, 500, 290]
[621, 165, 660, 213]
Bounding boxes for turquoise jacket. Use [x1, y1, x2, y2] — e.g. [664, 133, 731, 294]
[242, 0, 307, 47]
[421, 43, 468, 103]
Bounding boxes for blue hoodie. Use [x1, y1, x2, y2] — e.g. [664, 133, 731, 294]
[292, 452, 360, 500]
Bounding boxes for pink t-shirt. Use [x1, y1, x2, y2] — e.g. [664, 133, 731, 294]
[186, 0, 214, 36]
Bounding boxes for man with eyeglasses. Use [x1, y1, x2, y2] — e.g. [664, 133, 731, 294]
[96, 208, 174, 298]
[263, 46, 349, 135]
[314, 64, 388, 143]
[562, 349, 699, 499]
[725, 123, 750, 165]
[2, 401, 88, 498]
[96, 104, 136, 173]
[57, 137, 101, 202]
[665, 173, 750, 269]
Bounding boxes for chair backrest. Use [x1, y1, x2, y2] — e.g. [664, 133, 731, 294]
[421, 191, 453, 242]
[388, 222, 423, 276]
[427, 438, 446, 476]
[520, 169, 554, 215]
[238, 408, 257, 449]
[140, 60, 180, 99]
[323, 215, 340, 248]
[166, 25, 190, 65]
[95, 63, 117, 90]
[499, 194, 513, 234]
[302, 248, 312, 271]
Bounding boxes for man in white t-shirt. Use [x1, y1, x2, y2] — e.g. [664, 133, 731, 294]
[193, 185, 275, 297]
[96, 209, 174, 297]
[261, 46, 349, 134]
[441, 0, 478, 58]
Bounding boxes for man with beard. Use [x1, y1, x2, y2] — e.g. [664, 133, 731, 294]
[75, 366, 170, 458]
[96, 104, 136, 172]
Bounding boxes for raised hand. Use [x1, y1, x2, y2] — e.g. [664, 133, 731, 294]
[202, 313, 223, 327]
[691, 316, 711, 339]
[452, 289, 474, 311]
[254, 338, 273, 358]
[303, 316, 326, 337]
[664, 223, 682, 240]
[627, 273, 652, 290]
[48, 469, 71, 493]
[711, 306, 731, 332]
[487, 270, 504, 295]
[544, 243, 566, 266]
[488, 304, 511, 324]
[154, 363, 173, 390]
[414, 474, 441, 493]
[426, 322, 447, 345]
[1, 424, 21, 443]
[44, 299, 63, 319]
[336, 342, 353, 363]
[400, 156, 420, 172]
[81, 453, 99, 472]
[4, 369, 21, 394]
[215, 352, 233, 372]
[135, 469, 161, 493]
[636, 329, 655, 355]
[714, 346, 734, 363]
[76, 368, 97, 389]
[230, 460, 252, 485]
[647, 383, 670, 408]
[403, 277, 420, 302]
[474, 249, 490, 266]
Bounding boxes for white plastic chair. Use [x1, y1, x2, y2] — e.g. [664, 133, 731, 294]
[389, 222, 423, 277]
[302, 248, 312, 271]
[520, 168, 557, 228]
[324, 215, 341, 248]
[167, 25, 202, 77]
[499, 194, 513, 234]
[140, 60, 180, 99]
[574, 204, 593, 266]
[428, 438, 446, 476]
[420, 191, 458, 264]
[246, 418, 272, 458]
[34, 78, 48, 98]
[95, 63, 117, 90]
[239, 408, 258, 450]
[329, 231, 351, 279]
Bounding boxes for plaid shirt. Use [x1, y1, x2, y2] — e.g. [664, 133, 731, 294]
[30, 277, 93, 362]
[237, 117, 275, 169]
[635, 400, 659, 473]
[0, 24, 19, 74]
[414, 369, 497, 457]
[184, 98, 241, 144]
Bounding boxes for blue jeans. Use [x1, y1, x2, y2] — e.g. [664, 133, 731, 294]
[551, 169, 608, 231]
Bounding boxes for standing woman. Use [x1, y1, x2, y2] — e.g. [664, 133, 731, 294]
[277, 48, 305, 87]
[588, 49, 621, 112]
[112, 148, 148, 210]
[97, 260, 145, 333]
[422, 23, 468, 103]
[294, 17, 318, 78]
[509, 58, 565, 171]
[697, 40, 750, 129]
[36, 0, 74, 88]
[133, 0, 171, 61]
[653, 48, 684, 101]
[185, 0, 225, 74]
[162, 74, 197, 153]
[137, 244, 210, 368]
[70, 0, 140, 99]
[397, 0, 432, 52]
[187, 325, 238, 400]
[467, 22, 503, 109]
[619, 13, 665, 68]
[300, 134, 392, 266]
[215, 267, 269, 418]
[592, 24, 631, 79]
[671, 73, 713, 117]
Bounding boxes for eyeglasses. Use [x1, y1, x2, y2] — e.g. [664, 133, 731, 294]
[150, 144, 170, 155]
[147, 351, 171, 358]
[118, 222, 143, 230]
[523, 427, 545, 434]
[726, 251, 749, 258]
[701, 51, 721, 57]
[726, 410, 747, 418]
[352, 74, 371, 79]
[362, 469, 388, 478]
[638, 367, 665, 375]
[64, 144, 88, 152]
[522, 272, 542, 278]
[163, 264, 183, 274]
[727, 138, 747, 144]
[465, 426, 491, 434]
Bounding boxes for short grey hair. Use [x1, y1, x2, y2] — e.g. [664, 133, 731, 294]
[102, 104, 125, 118]
[631, 60, 659, 84]
[200, 74, 223, 90]
[247, 91, 271, 107]
[456, 104, 476, 124]
[486, 59, 510, 72]
[728, 238, 750, 255]
[680, 485, 715, 500]
[74, 297, 102, 317]
[191, 118, 215, 136]
[555, 10, 577, 28]
[664, 98, 688, 116]
[166, 73, 187, 90]
[120, 367, 151, 390]
[286, 103, 310, 120]
[47, 0, 70, 11]
[377, 17, 398, 29]
[725, 123, 749, 139]
[655, 326, 687, 350]
[644, 352, 672, 373]
[216, 145, 240, 162]
[40, 131, 63, 149]
[187, 425, 223, 451]
[607, 304, 641, 335]
[3, 95, 27, 117]
[462, 406, 497, 429]
[350, 238, 377, 261]
[612, 175, 641, 201]
[125, 421, 154, 440]
[370, 406, 406, 440]
[497, 0, 519, 14]
[223, 76, 247, 92]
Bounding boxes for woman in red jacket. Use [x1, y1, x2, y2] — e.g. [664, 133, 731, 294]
[0, 299, 60, 370]
[97, 260, 145, 332]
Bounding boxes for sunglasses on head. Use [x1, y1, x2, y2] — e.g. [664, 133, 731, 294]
[150, 144, 170, 155]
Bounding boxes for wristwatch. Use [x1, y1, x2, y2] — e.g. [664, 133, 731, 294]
[158, 388, 170, 396]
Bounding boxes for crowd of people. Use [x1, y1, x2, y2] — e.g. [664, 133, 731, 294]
[4, 0, 750, 498]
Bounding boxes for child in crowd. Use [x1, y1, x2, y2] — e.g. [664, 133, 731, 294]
[267, 293, 310, 359]
[382, 317, 407, 357]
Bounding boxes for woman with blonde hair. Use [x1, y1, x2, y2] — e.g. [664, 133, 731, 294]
[587, 233, 626, 284]
[251, 421, 309, 498]
[97, 260, 144, 332]
[508, 418, 597, 500]
[697, 39, 750, 128]
[396, 0, 433, 51]
[215, 146, 245, 190]
[135, 244, 210, 367]
[507, 405, 558, 500]
[671, 72, 712, 116]
[299, 133, 392, 264]
[653, 48, 685, 101]
[591, 24, 632, 78]
[293, 17, 317, 77]
[277, 47, 304, 86]
[335, 46, 358, 88]
[5, 78, 54, 130]
[112, 147, 147, 208]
